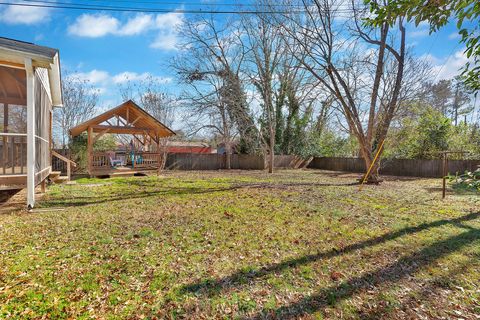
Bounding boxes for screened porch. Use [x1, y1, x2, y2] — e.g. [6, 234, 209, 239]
[0, 37, 62, 208]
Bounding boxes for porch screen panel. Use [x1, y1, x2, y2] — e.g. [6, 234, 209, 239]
[34, 70, 51, 185]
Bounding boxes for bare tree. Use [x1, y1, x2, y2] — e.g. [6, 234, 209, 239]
[451, 78, 473, 125]
[117, 75, 175, 127]
[54, 72, 99, 147]
[178, 82, 236, 169]
[242, 7, 287, 172]
[275, 50, 328, 156]
[243, 0, 325, 171]
[279, 0, 412, 181]
[172, 15, 261, 168]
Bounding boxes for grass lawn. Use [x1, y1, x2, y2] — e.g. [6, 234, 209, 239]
[1, 169, 479, 319]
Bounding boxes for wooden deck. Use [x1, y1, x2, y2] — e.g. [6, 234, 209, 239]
[0, 174, 26, 190]
[90, 166, 159, 178]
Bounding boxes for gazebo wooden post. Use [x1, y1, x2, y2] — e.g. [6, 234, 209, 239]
[132, 134, 136, 169]
[87, 126, 93, 177]
[155, 135, 161, 175]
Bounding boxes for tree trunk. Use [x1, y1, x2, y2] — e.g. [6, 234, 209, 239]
[225, 142, 231, 170]
[454, 83, 459, 126]
[268, 133, 274, 173]
[360, 145, 383, 183]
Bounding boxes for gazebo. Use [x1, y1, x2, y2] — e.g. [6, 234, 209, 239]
[69, 100, 175, 177]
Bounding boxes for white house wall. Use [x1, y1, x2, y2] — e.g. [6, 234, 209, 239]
[35, 67, 52, 104]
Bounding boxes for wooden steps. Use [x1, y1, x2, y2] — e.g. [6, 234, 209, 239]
[91, 168, 157, 178]
[48, 171, 69, 184]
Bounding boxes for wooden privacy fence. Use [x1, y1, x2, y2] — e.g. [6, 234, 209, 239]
[165, 154, 307, 170]
[308, 157, 480, 178]
[51, 152, 303, 173]
[166, 154, 267, 170]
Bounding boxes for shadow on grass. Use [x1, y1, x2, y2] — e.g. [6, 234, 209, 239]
[40, 181, 358, 208]
[247, 225, 480, 319]
[366, 255, 480, 320]
[424, 187, 480, 198]
[112, 178, 360, 189]
[40, 186, 236, 208]
[0, 189, 22, 205]
[179, 212, 480, 301]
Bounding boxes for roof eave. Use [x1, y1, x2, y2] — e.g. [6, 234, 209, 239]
[48, 52, 63, 107]
[0, 47, 55, 69]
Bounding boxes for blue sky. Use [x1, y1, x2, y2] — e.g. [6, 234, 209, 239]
[0, 1, 470, 121]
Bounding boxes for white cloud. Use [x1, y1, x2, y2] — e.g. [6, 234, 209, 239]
[67, 69, 172, 99]
[448, 32, 461, 40]
[419, 53, 441, 65]
[112, 71, 172, 84]
[409, 28, 429, 38]
[72, 69, 110, 84]
[433, 50, 470, 80]
[417, 21, 430, 28]
[150, 33, 179, 50]
[148, 12, 184, 50]
[407, 20, 431, 38]
[117, 14, 153, 36]
[0, 1, 50, 25]
[154, 12, 183, 30]
[68, 11, 184, 50]
[68, 14, 120, 37]
[34, 34, 44, 42]
[112, 71, 142, 84]
[422, 50, 471, 81]
[68, 13, 156, 37]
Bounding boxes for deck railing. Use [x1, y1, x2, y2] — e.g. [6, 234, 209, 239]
[90, 151, 162, 172]
[0, 133, 27, 175]
[91, 152, 110, 170]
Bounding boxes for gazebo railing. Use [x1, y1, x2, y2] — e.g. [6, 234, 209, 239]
[91, 152, 110, 170]
[90, 151, 162, 172]
[132, 152, 161, 169]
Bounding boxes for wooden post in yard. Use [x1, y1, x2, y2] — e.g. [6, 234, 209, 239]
[442, 152, 447, 199]
[87, 126, 93, 177]
[439, 151, 468, 199]
[67, 161, 71, 181]
[41, 179, 46, 193]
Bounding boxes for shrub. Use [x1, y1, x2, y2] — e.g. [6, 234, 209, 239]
[69, 133, 117, 171]
[449, 168, 480, 192]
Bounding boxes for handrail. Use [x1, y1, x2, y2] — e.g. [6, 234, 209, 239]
[52, 150, 77, 167]
[0, 132, 27, 137]
[52, 150, 77, 181]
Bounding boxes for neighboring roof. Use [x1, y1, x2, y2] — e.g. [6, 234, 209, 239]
[0, 37, 58, 59]
[0, 37, 62, 107]
[167, 141, 210, 148]
[69, 100, 176, 140]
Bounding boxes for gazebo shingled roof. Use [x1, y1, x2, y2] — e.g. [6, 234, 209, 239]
[69, 100, 175, 140]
